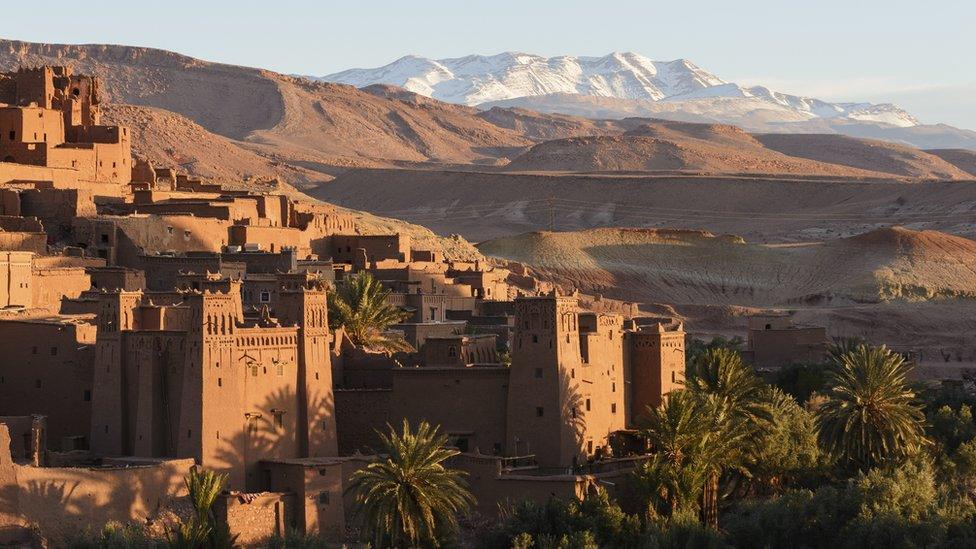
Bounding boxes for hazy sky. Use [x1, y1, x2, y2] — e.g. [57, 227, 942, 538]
[2, 0, 974, 129]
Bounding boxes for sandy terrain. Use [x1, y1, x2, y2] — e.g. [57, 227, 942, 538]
[315, 169, 976, 242]
[479, 227, 976, 366]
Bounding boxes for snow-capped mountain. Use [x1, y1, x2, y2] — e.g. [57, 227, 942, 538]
[320, 52, 725, 105]
[313, 52, 918, 129]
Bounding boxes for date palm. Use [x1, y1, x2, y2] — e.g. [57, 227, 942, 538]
[685, 348, 763, 526]
[327, 272, 412, 353]
[816, 344, 927, 470]
[348, 420, 473, 548]
[636, 390, 715, 517]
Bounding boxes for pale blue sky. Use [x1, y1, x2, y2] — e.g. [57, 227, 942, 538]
[2, 0, 974, 128]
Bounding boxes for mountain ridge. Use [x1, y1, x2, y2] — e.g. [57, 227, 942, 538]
[315, 51, 919, 129]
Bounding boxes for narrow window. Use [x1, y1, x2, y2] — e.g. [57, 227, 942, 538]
[35, 379, 42, 388]
[536, 407, 544, 417]
[217, 378, 222, 387]
[277, 363, 283, 376]
[83, 390, 91, 401]
[586, 399, 591, 412]
[534, 368, 543, 379]
[611, 403, 617, 414]
[318, 492, 330, 505]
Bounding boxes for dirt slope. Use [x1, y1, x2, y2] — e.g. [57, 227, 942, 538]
[926, 149, 976, 177]
[755, 134, 972, 180]
[101, 104, 328, 186]
[477, 226, 976, 306]
[316, 168, 976, 243]
[506, 121, 886, 177]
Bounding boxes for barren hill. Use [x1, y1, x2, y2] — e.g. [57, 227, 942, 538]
[505, 121, 887, 177]
[926, 149, 976, 177]
[476, 226, 976, 306]
[754, 134, 972, 180]
[101, 104, 327, 187]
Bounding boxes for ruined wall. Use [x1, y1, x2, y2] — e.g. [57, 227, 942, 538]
[329, 234, 410, 263]
[8, 457, 193, 542]
[449, 453, 585, 515]
[215, 492, 295, 547]
[747, 326, 828, 367]
[0, 232, 46, 254]
[0, 251, 32, 307]
[0, 319, 96, 446]
[0, 158, 80, 187]
[333, 389, 391, 455]
[30, 266, 91, 311]
[391, 367, 510, 455]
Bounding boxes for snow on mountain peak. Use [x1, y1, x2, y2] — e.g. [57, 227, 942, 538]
[314, 52, 918, 128]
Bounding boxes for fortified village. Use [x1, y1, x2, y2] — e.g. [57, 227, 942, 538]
[0, 66, 773, 545]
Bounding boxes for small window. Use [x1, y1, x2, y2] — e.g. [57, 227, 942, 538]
[217, 378, 222, 387]
[671, 371, 676, 383]
[277, 363, 284, 376]
[8, 131, 14, 140]
[31, 346, 37, 355]
[612, 382, 616, 393]
[274, 413, 283, 428]
[586, 399, 591, 412]
[83, 390, 91, 401]
[259, 291, 271, 303]
[587, 441, 594, 454]
[318, 491, 330, 505]
[534, 368, 543, 378]
[35, 379, 42, 389]
[532, 335, 538, 343]
[611, 403, 617, 414]
[536, 407, 544, 417]
[251, 366, 258, 377]
[166, 226, 174, 235]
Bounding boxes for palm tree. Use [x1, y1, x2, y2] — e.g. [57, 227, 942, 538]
[685, 347, 761, 412]
[816, 344, 928, 470]
[327, 272, 413, 353]
[636, 390, 714, 518]
[684, 347, 762, 526]
[348, 420, 474, 548]
[166, 467, 236, 548]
